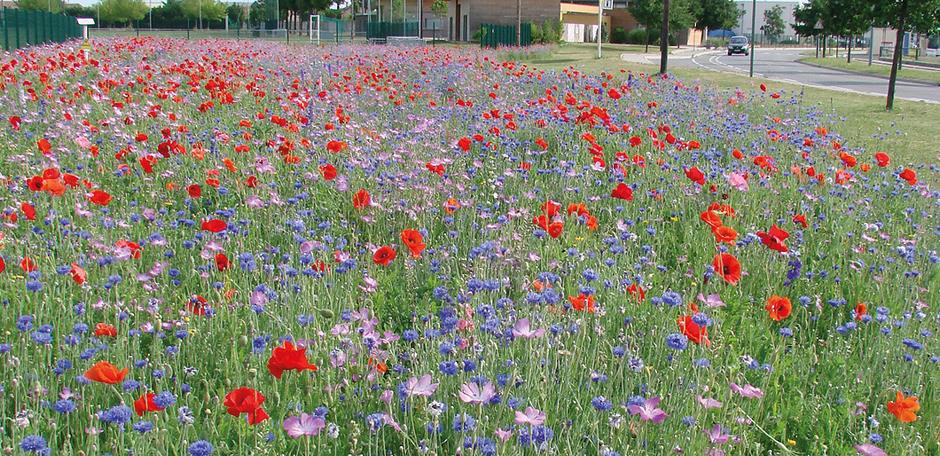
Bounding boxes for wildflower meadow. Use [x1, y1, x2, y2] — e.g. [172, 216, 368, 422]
[0, 38, 937, 456]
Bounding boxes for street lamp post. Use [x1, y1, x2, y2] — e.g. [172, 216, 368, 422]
[748, 0, 756, 77]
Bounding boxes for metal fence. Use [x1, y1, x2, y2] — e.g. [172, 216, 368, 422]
[367, 21, 418, 40]
[480, 23, 531, 48]
[1, 8, 83, 51]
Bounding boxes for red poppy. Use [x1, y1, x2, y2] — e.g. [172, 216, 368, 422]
[353, 188, 370, 209]
[700, 210, 722, 229]
[224, 387, 269, 425]
[759, 83, 767, 92]
[712, 253, 741, 285]
[115, 240, 142, 259]
[267, 341, 318, 379]
[839, 152, 857, 168]
[319, 164, 337, 181]
[874, 152, 890, 167]
[70, 263, 86, 285]
[887, 391, 920, 423]
[139, 155, 157, 174]
[899, 168, 917, 185]
[611, 183, 633, 201]
[425, 162, 445, 176]
[567, 203, 589, 217]
[20, 257, 37, 273]
[37, 138, 52, 154]
[84, 361, 129, 384]
[568, 293, 596, 313]
[765, 295, 792, 321]
[457, 136, 472, 152]
[757, 224, 789, 253]
[326, 140, 347, 153]
[1, 257, 8, 273]
[685, 167, 705, 185]
[855, 302, 867, 321]
[201, 219, 227, 233]
[89, 190, 113, 206]
[94, 323, 118, 337]
[215, 253, 230, 271]
[134, 392, 164, 416]
[9, 115, 21, 130]
[187, 295, 209, 315]
[540, 200, 561, 218]
[401, 229, 426, 258]
[20, 202, 36, 221]
[627, 283, 646, 303]
[712, 225, 738, 244]
[547, 221, 564, 239]
[135, 132, 148, 142]
[373, 246, 396, 266]
[677, 315, 710, 346]
[187, 184, 202, 198]
[793, 213, 808, 228]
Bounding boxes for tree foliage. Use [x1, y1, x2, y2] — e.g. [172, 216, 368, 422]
[15, 0, 65, 13]
[762, 5, 785, 41]
[695, 0, 738, 30]
[181, 0, 227, 23]
[99, 0, 147, 26]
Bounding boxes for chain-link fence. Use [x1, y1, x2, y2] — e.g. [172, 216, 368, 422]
[1, 8, 83, 51]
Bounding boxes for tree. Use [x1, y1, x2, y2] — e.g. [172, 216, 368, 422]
[827, 0, 872, 62]
[181, 0, 227, 28]
[98, 0, 147, 26]
[227, 3, 245, 25]
[873, 0, 940, 110]
[15, 0, 65, 13]
[430, 0, 447, 17]
[629, 0, 697, 52]
[762, 5, 785, 43]
[695, 0, 738, 30]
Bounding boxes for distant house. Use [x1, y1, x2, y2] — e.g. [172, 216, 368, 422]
[364, 0, 559, 42]
[733, 0, 799, 39]
[563, 0, 637, 41]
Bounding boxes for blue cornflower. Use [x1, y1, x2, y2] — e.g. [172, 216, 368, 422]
[188, 440, 214, 456]
[591, 396, 613, 411]
[133, 421, 154, 433]
[154, 391, 177, 408]
[666, 333, 688, 351]
[54, 399, 76, 414]
[20, 435, 47, 454]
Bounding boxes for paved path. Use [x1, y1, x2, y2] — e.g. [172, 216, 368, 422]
[684, 49, 940, 103]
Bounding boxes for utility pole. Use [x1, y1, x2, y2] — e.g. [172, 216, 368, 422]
[517, 0, 522, 46]
[596, 0, 602, 58]
[659, 0, 668, 74]
[748, 0, 756, 77]
[149, 0, 152, 29]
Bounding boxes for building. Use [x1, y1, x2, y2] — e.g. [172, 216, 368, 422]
[560, 2, 609, 43]
[364, 0, 559, 42]
[563, 0, 636, 40]
[733, 1, 799, 40]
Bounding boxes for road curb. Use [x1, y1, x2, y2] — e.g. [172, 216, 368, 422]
[797, 59, 940, 87]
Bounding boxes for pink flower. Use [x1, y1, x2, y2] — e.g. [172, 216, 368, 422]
[494, 428, 513, 443]
[404, 374, 438, 398]
[730, 383, 764, 399]
[513, 406, 546, 426]
[696, 293, 726, 308]
[627, 396, 667, 423]
[855, 444, 887, 456]
[704, 424, 730, 444]
[696, 395, 723, 409]
[727, 172, 749, 191]
[458, 381, 496, 405]
[511, 318, 545, 339]
[282, 413, 325, 438]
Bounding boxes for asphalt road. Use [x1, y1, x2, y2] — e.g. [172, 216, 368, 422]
[685, 49, 940, 104]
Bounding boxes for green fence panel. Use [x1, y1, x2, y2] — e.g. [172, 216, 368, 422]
[1, 8, 82, 51]
[367, 21, 419, 39]
[479, 23, 531, 48]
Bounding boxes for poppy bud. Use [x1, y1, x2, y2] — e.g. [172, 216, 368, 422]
[239, 335, 248, 346]
[319, 308, 335, 319]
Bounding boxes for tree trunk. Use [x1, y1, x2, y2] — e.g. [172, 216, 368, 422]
[659, 0, 669, 74]
[644, 30, 649, 53]
[886, 21, 905, 110]
[847, 35, 852, 63]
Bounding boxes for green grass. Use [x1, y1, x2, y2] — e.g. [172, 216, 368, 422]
[798, 56, 940, 86]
